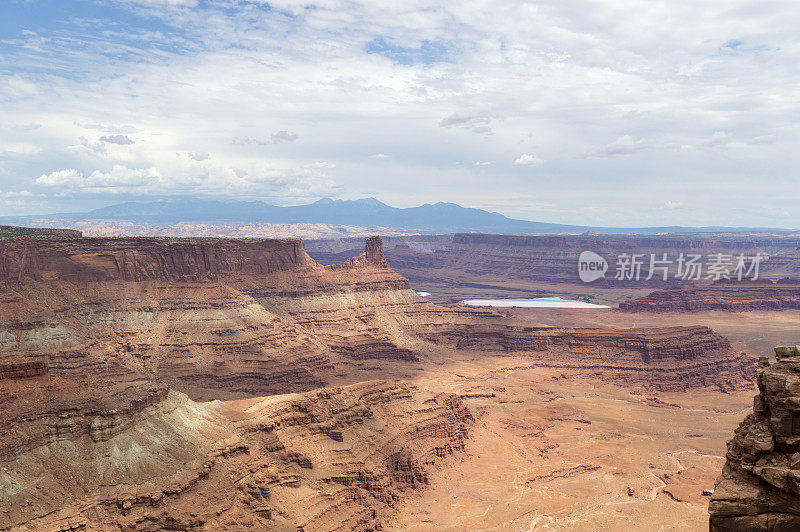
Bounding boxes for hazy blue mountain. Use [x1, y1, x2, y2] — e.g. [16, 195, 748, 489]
[1, 197, 795, 234]
[80, 197, 590, 232]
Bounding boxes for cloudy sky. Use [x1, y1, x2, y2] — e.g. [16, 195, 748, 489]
[1, 0, 798, 227]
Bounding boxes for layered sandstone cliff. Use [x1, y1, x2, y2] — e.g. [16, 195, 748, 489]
[307, 233, 800, 291]
[0, 237, 310, 283]
[0, 358, 47, 380]
[445, 233, 800, 285]
[419, 323, 751, 392]
[709, 346, 800, 531]
[0, 234, 764, 530]
[0, 379, 472, 531]
[0, 235, 755, 400]
[619, 279, 800, 312]
[0, 236, 415, 400]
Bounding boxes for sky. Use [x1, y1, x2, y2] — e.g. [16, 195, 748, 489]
[0, 0, 798, 228]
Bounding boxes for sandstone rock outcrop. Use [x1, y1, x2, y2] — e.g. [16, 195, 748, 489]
[710, 346, 800, 531]
[0, 236, 413, 400]
[0, 380, 472, 531]
[307, 233, 800, 291]
[419, 323, 752, 392]
[0, 237, 310, 283]
[619, 279, 800, 312]
[442, 233, 800, 284]
[0, 358, 47, 380]
[0, 233, 765, 530]
[0, 235, 755, 400]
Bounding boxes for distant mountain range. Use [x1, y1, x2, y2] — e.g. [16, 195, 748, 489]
[1, 197, 796, 235]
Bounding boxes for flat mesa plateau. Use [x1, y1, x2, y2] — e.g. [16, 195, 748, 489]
[5, 231, 800, 531]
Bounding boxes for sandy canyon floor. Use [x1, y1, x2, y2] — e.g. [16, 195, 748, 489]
[372, 306, 800, 530]
[391, 360, 751, 530]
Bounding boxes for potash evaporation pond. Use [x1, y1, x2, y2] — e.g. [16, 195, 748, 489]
[460, 296, 610, 309]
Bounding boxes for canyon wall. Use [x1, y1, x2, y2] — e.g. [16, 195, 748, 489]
[709, 346, 800, 531]
[0, 358, 47, 380]
[307, 233, 800, 293]
[0, 237, 310, 283]
[619, 279, 800, 312]
[0, 234, 764, 530]
[419, 323, 751, 392]
[0, 235, 755, 401]
[450, 233, 800, 252]
[0, 236, 419, 400]
[442, 233, 800, 285]
[0, 379, 471, 531]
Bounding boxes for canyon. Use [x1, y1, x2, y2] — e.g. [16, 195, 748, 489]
[0, 235, 753, 400]
[619, 279, 800, 312]
[0, 374, 472, 531]
[0, 232, 787, 530]
[306, 232, 800, 306]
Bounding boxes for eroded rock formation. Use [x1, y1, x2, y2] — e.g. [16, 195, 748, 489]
[443, 233, 800, 284]
[0, 237, 310, 283]
[0, 235, 755, 401]
[0, 236, 413, 400]
[308, 233, 800, 291]
[0, 379, 472, 531]
[0, 358, 47, 380]
[0, 234, 763, 530]
[710, 345, 800, 531]
[619, 279, 800, 312]
[419, 323, 751, 392]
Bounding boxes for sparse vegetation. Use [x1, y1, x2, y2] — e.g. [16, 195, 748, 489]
[591, 432, 624, 441]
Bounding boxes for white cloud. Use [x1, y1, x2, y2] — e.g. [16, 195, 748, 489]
[664, 201, 684, 210]
[702, 131, 734, 147]
[749, 134, 777, 145]
[232, 131, 299, 146]
[513, 154, 545, 167]
[75, 122, 139, 134]
[3, 189, 40, 198]
[35, 166, 161, 192]
[474, 161, 494, 166]
[2, 0, 800, 226]
[35, 169, 84, 187]
[100, 134, 134, 145]
[595, 131, 746, 156]
[595, 135, 661, 157]
[0, 142, 41, 156]
[33, 159, 339, 200]
[86, 165, 161, 188]
[439, 111, 499, 135]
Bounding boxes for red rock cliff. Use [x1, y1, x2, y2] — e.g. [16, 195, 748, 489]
[710, 346, 800, 531]
[619, 279, 800, 312]
[0, 237, 311, 283]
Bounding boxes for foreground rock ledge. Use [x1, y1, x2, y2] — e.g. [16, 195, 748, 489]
[710, 345, 800, 531]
